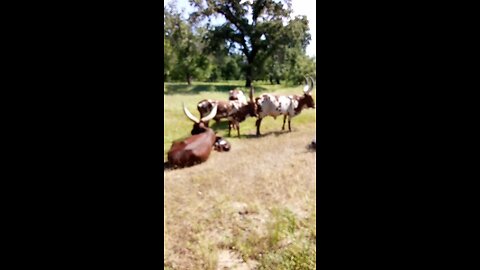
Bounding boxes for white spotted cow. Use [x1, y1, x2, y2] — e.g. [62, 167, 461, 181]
[255, 76, 315, 136]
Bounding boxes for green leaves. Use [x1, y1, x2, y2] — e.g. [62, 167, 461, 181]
[164, 5, 212, 84]
[187, 0, 308, 86]
[166, 0, 315, 86]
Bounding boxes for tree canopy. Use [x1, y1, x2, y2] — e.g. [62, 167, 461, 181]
[164, 0, 315, 86]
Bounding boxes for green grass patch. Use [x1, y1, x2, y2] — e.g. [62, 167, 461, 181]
[258, 208, 316, 269]
[223, 207, 316, 269]
[258, 243, 316, 270]
[195, 239, 218, 270]
[163, 81, 316, 161]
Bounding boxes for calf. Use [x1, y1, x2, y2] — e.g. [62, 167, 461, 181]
[167, 104, 227, 168]
[255, 76, 315, 136]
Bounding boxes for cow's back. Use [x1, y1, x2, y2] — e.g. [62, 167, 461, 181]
[198, 100, 231, 121]
[257, 94, 294, 118]
[167, 131, 216, 168]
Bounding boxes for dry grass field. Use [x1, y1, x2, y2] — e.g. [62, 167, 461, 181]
[164, 81, 316, 269]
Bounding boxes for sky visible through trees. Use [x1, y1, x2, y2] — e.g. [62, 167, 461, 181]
[164, 0, 316, 57]
[164, 0, 316, 86]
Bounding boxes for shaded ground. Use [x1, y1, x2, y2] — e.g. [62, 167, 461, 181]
[164, 83, 269, 95]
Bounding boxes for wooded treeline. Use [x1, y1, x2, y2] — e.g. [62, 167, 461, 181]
[164, 0, 315, 86]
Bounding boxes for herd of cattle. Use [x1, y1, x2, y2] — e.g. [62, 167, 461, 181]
[166, 76, 317, 169]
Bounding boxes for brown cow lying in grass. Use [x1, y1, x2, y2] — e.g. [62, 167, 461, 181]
[167, 104, 230, 169]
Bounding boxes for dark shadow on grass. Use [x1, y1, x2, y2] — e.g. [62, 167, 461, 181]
[210, 121, 287, 139]
[209, 120, 253, 138]
[210, 120, 229, 130]
[164, 84, 269, 95]
[241, 130, 290, 139]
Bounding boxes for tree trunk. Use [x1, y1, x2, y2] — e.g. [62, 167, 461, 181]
[246, 78, 252, 87]
[186, 73, 192, 85]
[276, 78, 280, 84]
[245, 63, 253, 87]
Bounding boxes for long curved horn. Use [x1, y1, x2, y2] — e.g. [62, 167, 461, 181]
[183, 103, 199, 123]
[303, 76, 311, 94]
[200, 104, 218, 122]
[307, 76, 315, 94]
[249, 86, 254, 102]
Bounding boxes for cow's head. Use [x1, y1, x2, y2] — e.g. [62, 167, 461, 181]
[303, 76, 316, 109]
[214, 136, 231, 152]
[183, 103, 218, 135]
[229, 89, 245, 101]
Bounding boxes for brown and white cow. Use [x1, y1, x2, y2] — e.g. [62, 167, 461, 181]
[167, 104, 229, 168]
[197, 89, 248, 123]
[228, 89, 247, 104]
[255, 76, 315, 136]
[227, 86, 257, 137]
[197, 99, 231, 123]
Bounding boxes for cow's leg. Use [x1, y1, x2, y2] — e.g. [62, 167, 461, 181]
[237, 123, 240, 137]
[282, 115, 287, 130]
[228, 121, 232, 136]
[288, 116, 292, 131]
[256, 118, 263, 136]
